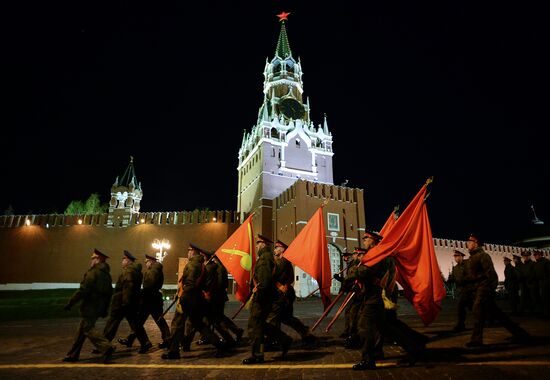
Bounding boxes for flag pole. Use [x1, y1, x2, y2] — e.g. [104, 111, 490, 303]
[304, 265, 348, 299]
[325, 291, 355, 333]
[311, 291, 344, 332]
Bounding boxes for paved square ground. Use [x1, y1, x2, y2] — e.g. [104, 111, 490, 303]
[1, 297, 549, 379]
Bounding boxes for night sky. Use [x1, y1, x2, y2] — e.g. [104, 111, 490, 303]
[3, 1, 547, 245]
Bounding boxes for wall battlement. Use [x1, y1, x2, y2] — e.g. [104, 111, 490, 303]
[274, 179, 363, 209]
[0, 210, 240, 229]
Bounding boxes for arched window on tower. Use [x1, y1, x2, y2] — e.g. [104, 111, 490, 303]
[271, 128, 278, 139]
[296, 139, 301, 148]
[272, 147, 275, 157]
[285, 59, 294, 74]
[273, 59, 281, 75]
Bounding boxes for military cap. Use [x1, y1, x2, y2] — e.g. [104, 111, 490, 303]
[256, 234, 273, 245]
[453, 249, 465, 257]
[145, 253, 157, 261]
[341, 249, 352, 257]
[189, 243, 206, 254]
[521, 250, 532, 257]
[354, 247, 368, 254]
[533, 250, 543, 256]
[123, 250, 136, 261]
[512, 254, 522, 260]
[503, 255, 512, 262]
[362, 230, 383, 242]
[91, 248, 109, 260]
[467, 233, 483, 245]
[200, 249, 214, 257]
[275, 240, 288, 249]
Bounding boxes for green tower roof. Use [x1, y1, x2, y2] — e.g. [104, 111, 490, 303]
[275, 22, 292, 58]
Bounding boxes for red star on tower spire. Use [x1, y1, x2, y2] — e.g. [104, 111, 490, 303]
[277, 11, 290, 22]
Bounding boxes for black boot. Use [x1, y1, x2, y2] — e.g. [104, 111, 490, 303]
[138, 342, 153, 354]
[352, 360, 376, 370]
[161, 351, 181, 360]
[242, 356, 264, 364]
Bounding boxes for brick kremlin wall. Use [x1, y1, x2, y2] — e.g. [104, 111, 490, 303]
[0, 211, 239, 287]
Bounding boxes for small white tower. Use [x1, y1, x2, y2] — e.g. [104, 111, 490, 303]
[108, 156, 143, 227]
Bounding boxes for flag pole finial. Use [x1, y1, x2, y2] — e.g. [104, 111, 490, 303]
[425, 176, 434, 186]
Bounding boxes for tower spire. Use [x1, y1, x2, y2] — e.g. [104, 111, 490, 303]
[275, 12, 292, 58]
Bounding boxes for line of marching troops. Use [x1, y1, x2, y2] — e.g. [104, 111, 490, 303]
[449, 243, 550, 334]
[63, 230, 537, 369]
[62, 235, 316, 364]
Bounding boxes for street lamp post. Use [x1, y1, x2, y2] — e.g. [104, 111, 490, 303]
[152, 238, 171, 263]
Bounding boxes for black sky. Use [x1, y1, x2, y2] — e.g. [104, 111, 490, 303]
[2, 0, 547, 245]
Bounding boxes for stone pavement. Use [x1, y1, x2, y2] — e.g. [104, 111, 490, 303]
[0, 297, 549, 379]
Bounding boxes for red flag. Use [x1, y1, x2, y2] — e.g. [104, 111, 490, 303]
[362, 183, 446, 325]
[214, 214, 256, 303]
[283, 207, 332, 309]
[379, 210, 398, 236]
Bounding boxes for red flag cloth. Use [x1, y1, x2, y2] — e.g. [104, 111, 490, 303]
[379, 211, 398, 236]
[283, 207, 332, 309]
[214, 214, 256, 303]
[361, 184, 446, 325]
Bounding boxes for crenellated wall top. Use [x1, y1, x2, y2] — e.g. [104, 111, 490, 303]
[0, 210, 240, 229]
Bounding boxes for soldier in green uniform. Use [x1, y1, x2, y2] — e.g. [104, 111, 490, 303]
[447, 249, 473, 332]
[518, 250, 537, 314]
[103, 250, 152, 354]
[342, 247, 366, 349]
[351, 231, 386, 370]
[503, 255, 520, 315]
[63, 249, 115, 363]
[214, 256, 245, 342]
[118, 254, 171, 349]
[267, 240, 316, 347]
[464, 234, 531, 347]
[188, 249, 236, 348]
[332, 249, 353, 339]
[533, 250, 550, 318]
[242, 234, 293, 364]
[162, 243, 224, 359]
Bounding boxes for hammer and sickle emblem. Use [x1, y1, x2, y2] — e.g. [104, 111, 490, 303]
[220, 249, 252, 271]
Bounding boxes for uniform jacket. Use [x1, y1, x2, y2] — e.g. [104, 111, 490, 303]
[273, 256, 296, 300]
[251, 247, 276, 303]
[111, 262, 143, 312]
[466, 247, 498, 294]
[178, 254, 205, 306]
[504, 262, 519, 290]
[67, 262, 113, 318]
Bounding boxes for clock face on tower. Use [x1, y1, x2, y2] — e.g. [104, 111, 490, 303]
[279, 97, 305, 120]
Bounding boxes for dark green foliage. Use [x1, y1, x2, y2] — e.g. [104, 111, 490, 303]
[64, 193, 108, 215]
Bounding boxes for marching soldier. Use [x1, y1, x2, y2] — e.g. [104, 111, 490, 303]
[333, 249, 354, 339]
[103, 250, 152, 354]
[118, 254, 171, 349]
[341, 247, 366, 349]
[503, 255, 520, 315]
[533, 250, 550, 318]
[267, 240, 316, 346]
[242, 234, 293, 364]
[188, 249, 236, 348]
[447, 249, 472, 332]
[518, 250, 537, 314]
[464, 234, 530, 347]
[351, 231, 386, 370]
[214, 256, 245, 342]
[162, 243, 225, 359]
[63, 249, 115, 363]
